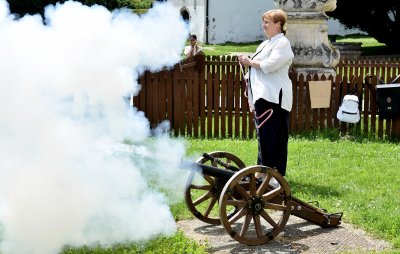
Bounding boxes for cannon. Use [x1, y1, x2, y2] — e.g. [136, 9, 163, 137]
[184, 151, 343, 246]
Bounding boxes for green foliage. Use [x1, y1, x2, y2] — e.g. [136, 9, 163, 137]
[6, 0, 152, 17]
[118, 0, 154, 10]
[7, 0, 61, 16]
[132, 9, 149, 14]
[329, 0, 400, 51]
[130, 0, 153, 9]
[82, 0, 119, 9]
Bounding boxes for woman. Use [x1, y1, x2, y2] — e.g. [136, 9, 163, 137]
[239, 9, 294, 178]
[184, 34, 203, 58]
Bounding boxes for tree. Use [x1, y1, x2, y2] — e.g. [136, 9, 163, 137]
[7, 0, 119, 17]
[6, 0, 158, 17]
[329, 0, 400, 51]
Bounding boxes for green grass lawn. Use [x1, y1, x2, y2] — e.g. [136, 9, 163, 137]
[61, 231, 207, 254]
[202, 34, 393, 56]
[332, 34, 394, 56]
[59, 137, 400, 253]
[181, 138, 400, 252]
[202, 41, 260, 56]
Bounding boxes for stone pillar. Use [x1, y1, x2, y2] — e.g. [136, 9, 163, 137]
[275, 0, 340, 77]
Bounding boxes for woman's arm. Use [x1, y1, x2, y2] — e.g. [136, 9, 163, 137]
[239, 55, 261, 69]
[259, 40, 294, 73]
[239, 40, 269, 69]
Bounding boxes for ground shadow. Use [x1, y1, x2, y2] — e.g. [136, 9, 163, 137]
[192, 217, 343, 253]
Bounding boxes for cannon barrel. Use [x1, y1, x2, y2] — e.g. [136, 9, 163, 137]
[180, 159, 236, 179]
[201, 152, 241, 172]
[195, 163, 236, 179]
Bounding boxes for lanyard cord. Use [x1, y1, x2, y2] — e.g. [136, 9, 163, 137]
[238, 59, 273, 129]
[238, 61, 251, 101]
[239, 42, 268, 101]
[255, 108, 273, 129]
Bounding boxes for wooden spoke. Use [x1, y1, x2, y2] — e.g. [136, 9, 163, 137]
[253, 215, 263, 238]
[193, 191, 212, 206]
[234, 184, 251, 200]
[190, 184, 212, 191]
[204, 196, 218, 217]
[264, 202, 287, 211]
[239, 214, 252, 237]
[225, 199, 247, 208]
[260, 210, 278, 228]
[256, 173, 272, 196]
[262, 187, 282, 202]
[228, 208, 247, 224]
[249, 173, 257, 196]
[204, 175, 214, 185]
[219, 166, 292, 246]
[185, 151, 246, 225]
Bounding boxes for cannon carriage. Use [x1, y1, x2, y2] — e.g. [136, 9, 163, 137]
[184, 151, 343, 246]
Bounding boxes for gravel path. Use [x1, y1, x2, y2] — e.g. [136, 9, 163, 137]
[177, 216, 392, 254]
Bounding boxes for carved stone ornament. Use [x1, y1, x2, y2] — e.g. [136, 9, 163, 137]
[275, 0, 340, 76]
[275, 0, 336, 12]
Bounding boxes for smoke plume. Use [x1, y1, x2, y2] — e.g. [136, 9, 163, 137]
[0, 1, 189, 253]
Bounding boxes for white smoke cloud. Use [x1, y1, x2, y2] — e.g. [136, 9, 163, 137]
[0, 1, 189, 253]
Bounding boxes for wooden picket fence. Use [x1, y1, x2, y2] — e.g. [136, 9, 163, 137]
[132, 55, 400, 139]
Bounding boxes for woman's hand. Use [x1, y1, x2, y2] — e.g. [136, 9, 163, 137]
[239, 55, 250, 66]
[239, 55, 260, 69]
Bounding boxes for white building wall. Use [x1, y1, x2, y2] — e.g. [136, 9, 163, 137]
[168, 0, 206, 42]
[208, 0, 273, 44]
[169, 0, 364, 44]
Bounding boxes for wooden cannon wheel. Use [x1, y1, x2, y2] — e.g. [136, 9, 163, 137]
[185, 151, 246, 225]
[219, 166, 292, 245]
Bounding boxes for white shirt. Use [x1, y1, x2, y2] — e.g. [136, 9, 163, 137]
[248, 33, 294, 112]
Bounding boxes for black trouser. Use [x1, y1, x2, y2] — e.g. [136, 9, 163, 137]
[254, 96, 289, 176]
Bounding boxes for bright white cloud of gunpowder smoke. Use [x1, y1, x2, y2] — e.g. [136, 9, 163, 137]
[0, 1, 189, 253]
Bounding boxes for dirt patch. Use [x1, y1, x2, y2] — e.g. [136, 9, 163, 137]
[177, 216, 392, 254]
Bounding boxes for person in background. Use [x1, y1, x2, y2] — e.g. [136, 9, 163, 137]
[184, 34, 203, 58]
[238, 9, 294, 185]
